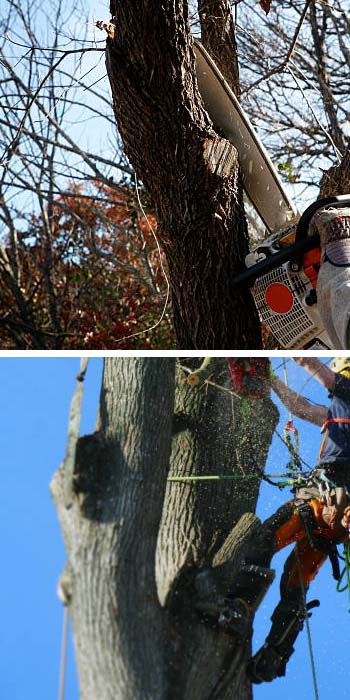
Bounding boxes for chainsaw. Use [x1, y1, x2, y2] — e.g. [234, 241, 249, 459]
[194, 39, 350, 349]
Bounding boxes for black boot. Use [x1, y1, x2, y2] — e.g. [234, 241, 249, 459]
[247, 598, 319, 684]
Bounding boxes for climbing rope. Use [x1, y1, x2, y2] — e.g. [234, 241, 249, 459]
[58, 607, 69, 700]
[167, 470, 306, 489]
[273, 428, 312, 471]
[296, 544, 320, 700]
[337, 541, 350, 611]
[282, 358, 302, 472]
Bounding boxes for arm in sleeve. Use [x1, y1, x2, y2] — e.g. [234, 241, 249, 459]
[271, 376, 327, 426]
[293, 357, 336, 392]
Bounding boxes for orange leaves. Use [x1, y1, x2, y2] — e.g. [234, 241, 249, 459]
[4, 179, 173, 349]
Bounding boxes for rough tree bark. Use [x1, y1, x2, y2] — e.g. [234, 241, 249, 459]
[320, 144, 350, 198]
[105, 2, 261, 349]
[51, 357, 278, 700]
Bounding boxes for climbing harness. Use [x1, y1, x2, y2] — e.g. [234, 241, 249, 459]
[319, 417, 350, 460]
[294, 500, 341, 581]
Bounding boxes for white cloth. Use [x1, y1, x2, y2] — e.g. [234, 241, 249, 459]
[309, 207, 350, 349]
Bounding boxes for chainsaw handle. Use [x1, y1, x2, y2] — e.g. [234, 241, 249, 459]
[232, 234, 320, 289]
[295, 194, 350, 241]
[233, 194, 350, 289]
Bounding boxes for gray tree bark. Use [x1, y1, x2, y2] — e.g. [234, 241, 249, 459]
[52, 357, 279, 700]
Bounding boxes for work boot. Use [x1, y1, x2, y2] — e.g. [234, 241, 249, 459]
[247, 643, 288, 683]
[247, 598, 319, 684]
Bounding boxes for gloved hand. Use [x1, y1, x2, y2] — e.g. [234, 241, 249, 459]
[341, 505, 350, 532]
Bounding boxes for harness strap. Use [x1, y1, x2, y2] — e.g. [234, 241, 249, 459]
[295, 502, 341, 580]
[321, 418, 350, 433]
[318, 417, 350, 460]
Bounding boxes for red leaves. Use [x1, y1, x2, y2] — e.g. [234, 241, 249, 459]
[3, 180, 173, 349]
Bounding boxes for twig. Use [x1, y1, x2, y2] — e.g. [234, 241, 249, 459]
[242, 0, 312, 94]
[1, 46, 104, 167]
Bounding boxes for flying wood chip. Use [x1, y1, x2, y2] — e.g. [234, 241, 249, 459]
[259, 0, 271, 13]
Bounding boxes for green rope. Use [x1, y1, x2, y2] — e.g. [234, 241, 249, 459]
[167, 472, 303, 489]
[274, 428, 312, 471]
[284, 431, 302, 471]
[296, 544, 319, 700]
[336, 541, 350, 611]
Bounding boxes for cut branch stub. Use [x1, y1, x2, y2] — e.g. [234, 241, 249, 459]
[196, 512, 260, 598]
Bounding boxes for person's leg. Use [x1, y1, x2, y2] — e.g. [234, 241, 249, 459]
[248, 537, 326, 683]
[245, 500, 302, 569]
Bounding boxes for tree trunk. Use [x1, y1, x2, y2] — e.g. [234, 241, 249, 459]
[52, 358, 278, 699]
[319, 142, 350, 197]
[106, 2, 262, 349]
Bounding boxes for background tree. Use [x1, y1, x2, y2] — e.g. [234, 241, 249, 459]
[0, 178, 173, 349]
[236, 0, 350, 197]
[0, 0, 172, 349]
[51, 357, 278, 699]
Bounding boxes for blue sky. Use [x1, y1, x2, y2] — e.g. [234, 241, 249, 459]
[1, 356, 349, 700]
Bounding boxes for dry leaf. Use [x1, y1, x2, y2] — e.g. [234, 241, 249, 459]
[259, 0, 271, 14]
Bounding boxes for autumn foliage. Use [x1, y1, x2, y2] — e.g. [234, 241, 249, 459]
[0, 183, 174, 349]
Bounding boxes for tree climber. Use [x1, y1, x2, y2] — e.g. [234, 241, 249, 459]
[308, 208, 350, 349]
[246, 356, 350, 683]
[200, 357, 350, 684]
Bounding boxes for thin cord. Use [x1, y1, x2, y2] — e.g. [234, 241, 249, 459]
[112, 174, 170, 345]
[296, 545, 319, 700]
[282, 357, 293, 424]
[288, 63, 342, 163]
[58, 607, 69, 700]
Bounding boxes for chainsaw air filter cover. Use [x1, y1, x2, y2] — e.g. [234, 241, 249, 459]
[246, 232, 331, 349]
